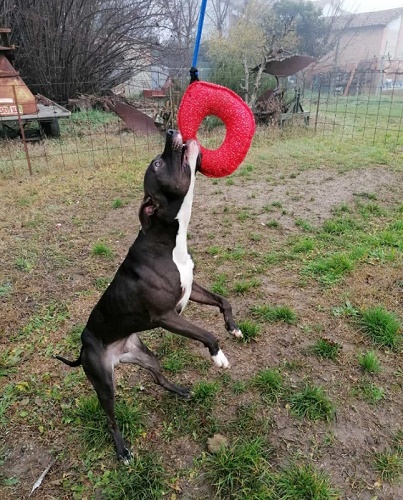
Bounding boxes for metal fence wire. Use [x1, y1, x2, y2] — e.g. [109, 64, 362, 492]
[1, 63, 403, 178]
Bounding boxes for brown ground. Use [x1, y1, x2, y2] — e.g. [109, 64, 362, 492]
[0, 136, 402, 499]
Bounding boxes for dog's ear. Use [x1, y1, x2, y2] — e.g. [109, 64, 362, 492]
[139, 195, 157, 233]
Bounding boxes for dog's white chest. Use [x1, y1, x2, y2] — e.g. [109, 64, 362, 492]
[172, 160, 196, 312]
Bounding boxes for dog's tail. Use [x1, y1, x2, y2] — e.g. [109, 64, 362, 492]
[55, 350, 82, 367]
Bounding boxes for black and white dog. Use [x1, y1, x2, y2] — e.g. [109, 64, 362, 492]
[57, 130, 242, 462]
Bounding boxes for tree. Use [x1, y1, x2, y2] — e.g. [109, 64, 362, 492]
[0, 0, 162, 102]
[154, 0, 200, 73]
[208, 14, 267, 95]
[207, 0, 333, 107]
[206, 0, 232, 37]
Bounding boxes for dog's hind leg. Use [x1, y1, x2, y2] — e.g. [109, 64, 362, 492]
[80, 339, 132, 463]
[120, 335, 190, 398]
[190, 282, 243, 338]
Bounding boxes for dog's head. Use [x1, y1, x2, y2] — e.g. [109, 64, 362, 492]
[139, 130, 201, 233]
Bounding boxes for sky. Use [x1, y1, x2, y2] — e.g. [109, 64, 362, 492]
[342, 0, 403, 13]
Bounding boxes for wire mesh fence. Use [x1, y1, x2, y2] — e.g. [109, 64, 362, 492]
[1, 62, 403, 178]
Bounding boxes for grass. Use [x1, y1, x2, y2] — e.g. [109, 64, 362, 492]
[91, 242, 113, 258]
[93, 451, 167, 499]
[205, 440, 339, 500]
[393, 430, 403, 454]
[273, 463, 339, 499]
[112, 198, 125, 209]
[236, 320, 260, 343]
[1, 115, 403, 499]
[0, 282, 12, 298]
[233, 278, 260, 294]
[354, 381, 385, 404]
[287, 384, 335, 421]
[359, 306, 401, 350]
[210, 274, 228, 296]
[252, 368, 284, 402]
[252, 304, 297, 324]
[358, 351, 381, 373]
[311, 338, 342, 360]
[303, 252, 355, 285]
[71, 395, 144, 454]
[204, 438, 272, 499]
[373, 451, 403, 483]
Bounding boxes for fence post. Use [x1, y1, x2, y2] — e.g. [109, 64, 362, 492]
[12, 84, 33, 176]
[314, 77, 322, 133]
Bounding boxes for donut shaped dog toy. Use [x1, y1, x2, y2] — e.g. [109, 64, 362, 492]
[178, 81, 256, 177]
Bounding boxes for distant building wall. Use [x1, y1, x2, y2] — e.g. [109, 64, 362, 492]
[337, 26, 385, 65]
[382, 16, 403, 58]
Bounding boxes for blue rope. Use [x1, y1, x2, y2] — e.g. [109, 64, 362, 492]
[192, 0, 208, 68]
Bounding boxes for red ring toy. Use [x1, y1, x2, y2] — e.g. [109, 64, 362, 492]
[177, 81, 255, 177]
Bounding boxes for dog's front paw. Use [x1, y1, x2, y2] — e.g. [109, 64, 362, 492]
[119, 447, 133, 465]
[212, 349, 229, 369]
[230, 328, 243, 339]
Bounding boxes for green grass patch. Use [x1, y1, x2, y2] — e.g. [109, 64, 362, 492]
[207, 245, 220, 256]
[161, 348, 189, 373]
[204, 438, 272, 499]
[287, 384, 335, 421]
[354, 381, 384, 404]
[91, 242, 113, 258]
[93, 451, 166, 499]
[0, 282, 12, 298]
[302, 252, 355, 285]
[210, 274, 228, 296]
[295, 218, 314, 232]
[322, 217, 361, 235]
[21, 303, 69, 339]
[291, 237, 315, 254]
[112, 198, 125, 209]
[311, 338, 342, 360]
[252, 304, 297, 324]
[233, 278, 260, 294]
[273, 462, 339, 499]
[14, 257, 33, 272]
[358, 351, 381, 373]
[266, 219, 280, 229]
[238, 210, 252, 221]
[222, 246, 245, 260]
[237, 320, 260, 343]
[71, 395, 144, 453]
[359, 306, 401, 350]
[94, 276, 111, 290]
[252, 368, 284, 402]
[158, 381, 219, 440]
[373, 451, 403, 483]
[393, 430, 403, 454]
[192, 381, 220, 405]
[331, 300, 359, 318]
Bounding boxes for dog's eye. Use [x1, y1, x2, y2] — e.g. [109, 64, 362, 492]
[154, 160, 161, 169]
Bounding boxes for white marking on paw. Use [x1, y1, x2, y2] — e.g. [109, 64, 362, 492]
[212, 349, 229, 369]
[230, 328, 243, 338]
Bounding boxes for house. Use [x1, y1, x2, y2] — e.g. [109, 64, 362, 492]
[331, 7, 403, 66]
[308, 6, 403, 94]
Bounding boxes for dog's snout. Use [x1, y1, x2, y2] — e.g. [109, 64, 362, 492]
[167, 129, 175, 137]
